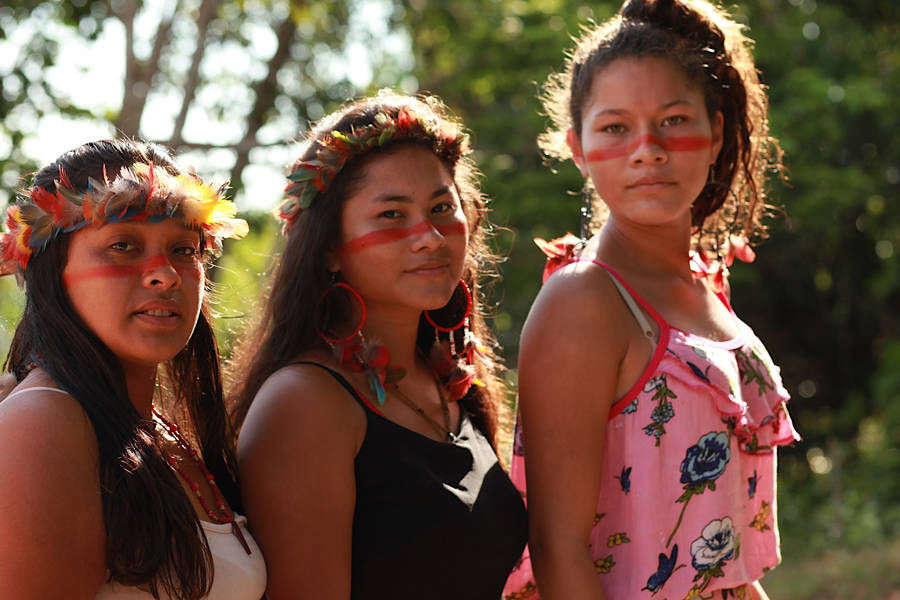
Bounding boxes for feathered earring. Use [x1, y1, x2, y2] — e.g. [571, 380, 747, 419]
[580, 182, 593, 241]
[424, 281, 482, 402]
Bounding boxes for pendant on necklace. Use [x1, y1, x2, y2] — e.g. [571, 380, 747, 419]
[231, 521, 252, 555]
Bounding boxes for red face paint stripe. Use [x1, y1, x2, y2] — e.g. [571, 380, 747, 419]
[341, 220, 467, 254]
[585, 134, 713, 162]
[435, 220, 468, 238]
[63, 254, 202, 285]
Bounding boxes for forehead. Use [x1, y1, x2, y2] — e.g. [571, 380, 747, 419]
[584, 56, 705, 113]
[72, 219, 201, 241]
[356, 144, 454, 188]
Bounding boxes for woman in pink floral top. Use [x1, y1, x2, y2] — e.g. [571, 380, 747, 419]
[504, 1, 800, 599]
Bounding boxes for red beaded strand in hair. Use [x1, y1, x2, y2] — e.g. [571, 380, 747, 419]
[151, 406, 252, 555]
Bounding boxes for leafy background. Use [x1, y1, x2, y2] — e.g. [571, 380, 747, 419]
[1, 1, 897, 597]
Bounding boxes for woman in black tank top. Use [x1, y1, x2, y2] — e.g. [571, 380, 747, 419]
[230, 92, 527, 599]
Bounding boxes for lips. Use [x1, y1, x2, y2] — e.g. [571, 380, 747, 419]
[133, 300, 182, 319]
[405, 262, 450, 275]
[627, 175, 675, 189]
[140, 309, 178, 317]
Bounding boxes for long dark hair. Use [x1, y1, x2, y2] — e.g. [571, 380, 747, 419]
[230, 91, 507, 446]
[3, 139, 239, 599]
[540, 0, 785, 254]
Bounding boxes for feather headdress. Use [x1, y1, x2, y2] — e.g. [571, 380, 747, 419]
[276, 106, 469, 232]
[0, 162, 248, 276]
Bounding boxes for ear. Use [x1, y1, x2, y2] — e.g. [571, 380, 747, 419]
[709, 110, 724, 166]
[324, 248, 341, 273]
[566, 128, 588, 176]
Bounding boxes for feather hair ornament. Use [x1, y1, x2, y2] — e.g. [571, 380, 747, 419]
[0, 162, 248, 277]
[276, 106, 470, 232]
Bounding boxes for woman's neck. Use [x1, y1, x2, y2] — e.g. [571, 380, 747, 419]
[595, 215, 695, 282]
[360, 304, 424, 374]
[122, 364, 158, 419]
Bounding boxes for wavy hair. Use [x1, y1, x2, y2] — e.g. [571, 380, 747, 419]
[3, 140, 239, 599]
[230, 91, 508, 446]
[540, 0, 785, 255]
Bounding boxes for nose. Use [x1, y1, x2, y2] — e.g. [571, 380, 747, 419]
[630, 132, 668, 165]
[411, 218, 446, 252]
[141, 254, 181, 289]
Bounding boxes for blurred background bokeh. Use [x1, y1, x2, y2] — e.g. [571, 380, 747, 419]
[1, 1, 897, 597]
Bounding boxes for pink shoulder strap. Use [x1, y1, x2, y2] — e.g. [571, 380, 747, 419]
[570, 259, 672, 420]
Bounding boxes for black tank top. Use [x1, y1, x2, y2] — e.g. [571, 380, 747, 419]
[293, 362, 528, 599]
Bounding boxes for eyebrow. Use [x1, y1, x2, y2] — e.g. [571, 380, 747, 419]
[370, 185, 454, 203]
[589, 99, 695, 119]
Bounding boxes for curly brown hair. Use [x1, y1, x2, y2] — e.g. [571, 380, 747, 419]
[229, 91, 508, 447]
[540, 0, 785, 255]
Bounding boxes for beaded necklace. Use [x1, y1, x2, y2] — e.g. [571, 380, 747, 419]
[389, 372, 455, 442]
[151, 406, 252, 555]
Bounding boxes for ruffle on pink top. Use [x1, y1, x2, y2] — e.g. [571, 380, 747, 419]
[646, 326, 798, 454]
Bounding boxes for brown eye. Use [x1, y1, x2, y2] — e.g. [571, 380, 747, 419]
[109, 240, 136, 252]
[662, 115, 687, 126]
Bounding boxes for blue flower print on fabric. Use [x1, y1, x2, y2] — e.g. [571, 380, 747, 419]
[748, 470, 758, 499]
[683, 517, 739, 596]
[616, 466, 632, 494]
[686, 360, 711, 383]
[665, 432, 731, 546]
[642, 374, 677, 446]
[622, 398, 638, 414]
[680, 432, 731, 487]
[641, 544, 684, 594]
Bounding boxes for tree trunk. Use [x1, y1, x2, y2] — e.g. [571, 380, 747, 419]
[168, 0, 221, 149]
[112, 0, 180, 137]
[227, 12, 298, 195]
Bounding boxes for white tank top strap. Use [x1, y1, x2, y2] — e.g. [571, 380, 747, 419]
[603, 270, 657, 344]
[4, 386, 71, 402]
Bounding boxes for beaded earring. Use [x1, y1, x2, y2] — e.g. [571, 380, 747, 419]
[424, 281, 481, 402]
[424, 280, 472, 359]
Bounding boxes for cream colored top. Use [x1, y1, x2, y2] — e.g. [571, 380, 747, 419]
[95, 515, 266, 599]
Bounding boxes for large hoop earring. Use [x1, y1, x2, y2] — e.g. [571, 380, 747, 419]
[316, 281, 366, 345]
[424, 280, 472, 359]
[580, 182, 593, 241]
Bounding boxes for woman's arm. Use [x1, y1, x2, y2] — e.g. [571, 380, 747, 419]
[238, 364, 365, 600]
[517, 264, 632, 600]
[0, 388, 106, 598]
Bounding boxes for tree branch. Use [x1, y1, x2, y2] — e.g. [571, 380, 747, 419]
[169, 0, 220, 148]
[113, 0, 180, 137]
[227, 11, 298, 194]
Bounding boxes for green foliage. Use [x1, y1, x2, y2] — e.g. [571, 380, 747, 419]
[395, 0, 900, 588]
[209, 212, 281, 356]
[1, 2, 898, 595]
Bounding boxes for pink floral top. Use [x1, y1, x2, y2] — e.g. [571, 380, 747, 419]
[503, 259, 800, 600]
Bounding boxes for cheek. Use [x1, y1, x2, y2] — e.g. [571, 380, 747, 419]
[62, 254, 203, 285]
[341, 221, 434, 254]
[435, 219, 467, 239]
[340, 219, 469, 255]
[584, 133, 715, 162]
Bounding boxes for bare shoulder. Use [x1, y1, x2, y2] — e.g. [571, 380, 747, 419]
[0, 377, 98, 465]
[524, 259, 632, 352]
[237, 358, 362, 597]
[238, 358, 366, 460]
[0, 375, 105, 595]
